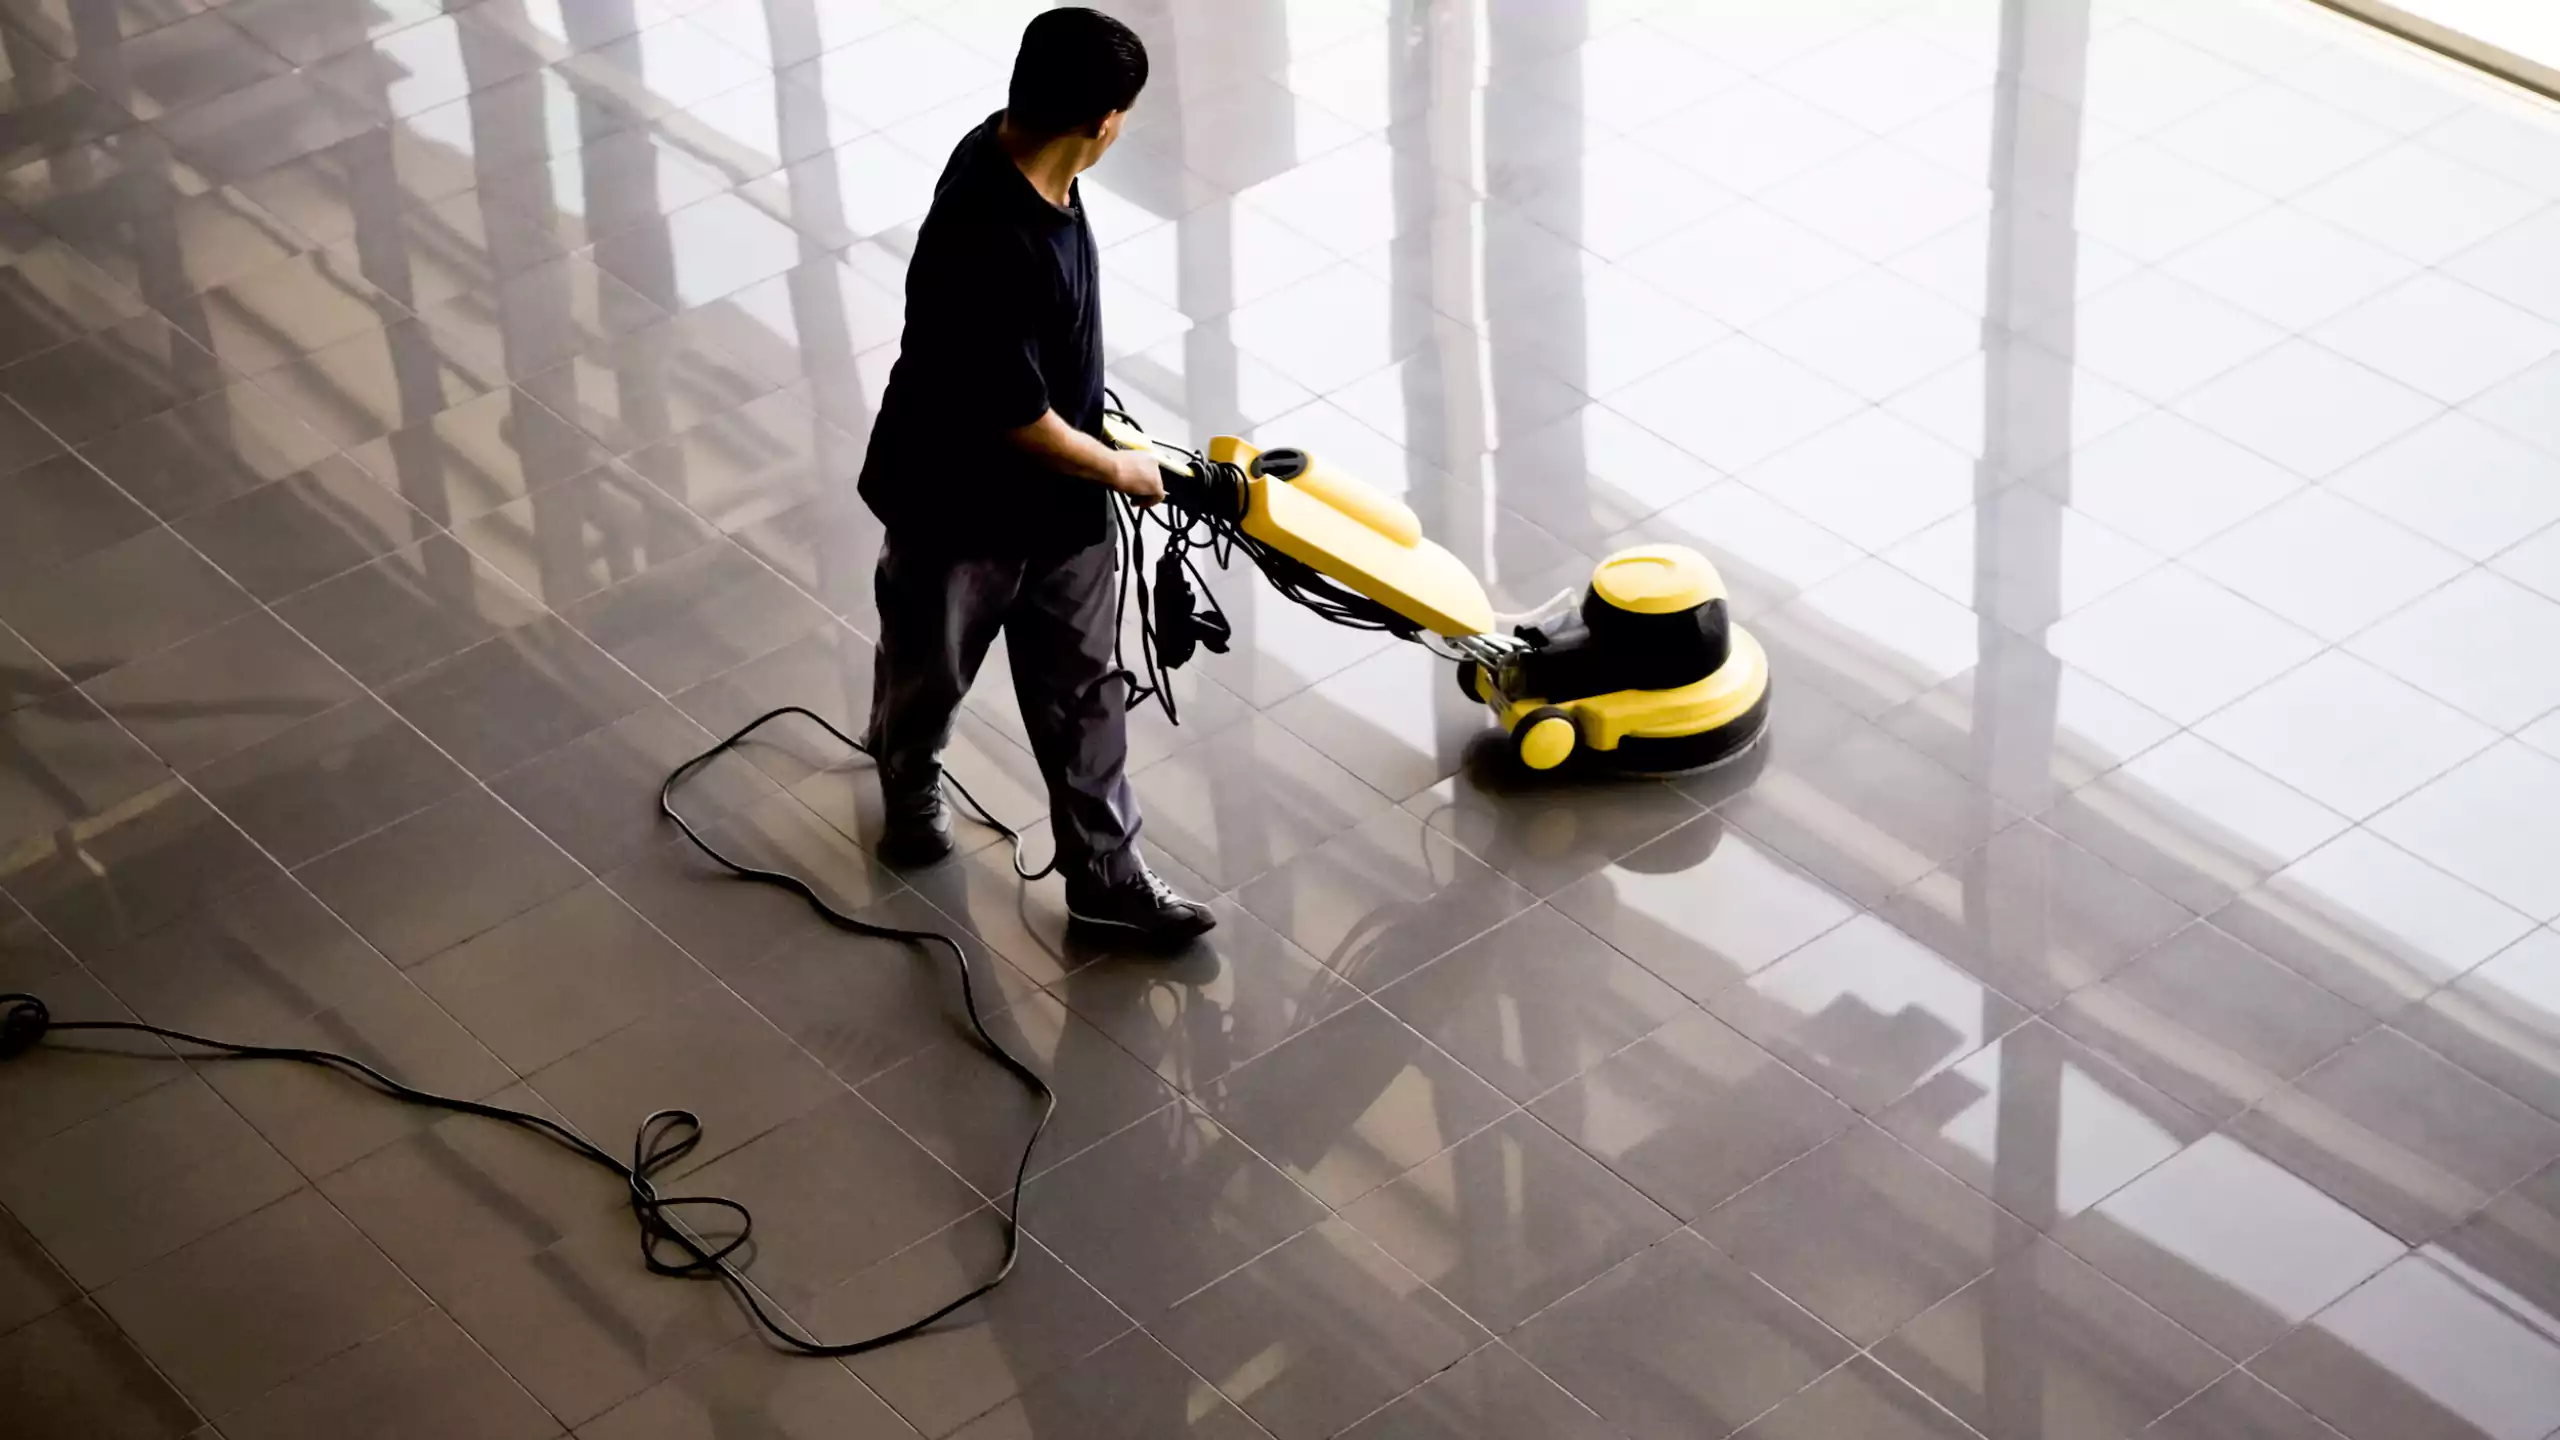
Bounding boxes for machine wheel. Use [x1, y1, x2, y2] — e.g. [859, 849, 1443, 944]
[1513, 706, 1579, 772]
[1457, 660, 1486, 704]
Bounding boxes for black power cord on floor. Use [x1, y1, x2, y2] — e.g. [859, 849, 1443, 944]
[0, 400, 1412, 1357]
[0, 703, 1061, 1359]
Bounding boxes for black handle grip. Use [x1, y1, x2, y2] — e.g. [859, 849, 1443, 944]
[1161, 460, 1245, 525]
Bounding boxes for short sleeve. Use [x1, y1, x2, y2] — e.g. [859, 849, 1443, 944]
[920, 224, 1051, 430]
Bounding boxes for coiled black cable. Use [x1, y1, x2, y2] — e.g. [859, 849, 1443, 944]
[0, 401, 1427, 1360]
[0, 703, 1059, 1358]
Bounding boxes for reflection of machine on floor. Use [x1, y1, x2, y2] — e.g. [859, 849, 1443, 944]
[1104, 411, 1771, 777]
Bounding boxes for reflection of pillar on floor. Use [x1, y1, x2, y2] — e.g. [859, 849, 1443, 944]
[753, 0, 872, 722]
[1975, 0, 2092, 1433]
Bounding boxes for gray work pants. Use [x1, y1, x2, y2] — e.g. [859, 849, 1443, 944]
[863, 534, 1142, 887]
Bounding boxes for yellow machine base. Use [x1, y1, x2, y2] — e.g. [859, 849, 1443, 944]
[1484, 626, 1773, 776]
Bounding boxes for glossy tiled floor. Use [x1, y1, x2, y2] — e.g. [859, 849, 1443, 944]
[5, 0, 2560, 1436]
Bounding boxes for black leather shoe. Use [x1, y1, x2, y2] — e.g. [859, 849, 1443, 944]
[1065, 867, 1216, 946]
[877, 795, 955, 870]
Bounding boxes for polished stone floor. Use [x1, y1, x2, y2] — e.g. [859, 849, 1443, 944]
[5, 0, 2560, 1436]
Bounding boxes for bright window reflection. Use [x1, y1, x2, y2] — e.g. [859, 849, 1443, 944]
[2377, 0, 2560, 74]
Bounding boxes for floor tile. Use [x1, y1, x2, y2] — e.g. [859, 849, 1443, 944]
[2035, 410, 2303, 555]
[2054, 918, 2376, 1125]
[1533, 1008, 1856, 1221]
[0, 939, 181, 1151]
[1553, 816, 1859, 1004]
[1620, 202, 1867, 330]
[170, 455, 438, 603]
[2145, 1371, 2351, 1439]
[71, 379, 336, 523]
[2253, 1254, 2560, 1440]
[1, 778, 273, 959]
[2160, 203, 2420, 332]
[270, 533, 546, 688]
[0, 1300, 205, 1440]
[1608, 335, 1866, 475]
[1052, 897, 1362, 1095]
[601, 791, 898, 978]
[1233, 806, 1535, 994]
[190, 696, 469, 866]
[1880, 819, 2195, 1012]
[2173, 339, 2442, 479]
[1021, 1102, 1325, 1324]
[794, 1210, 1126, 1436]
[1509, 1228, 1852, 1440]
[2199, 650, 2497, 822]
[343, 384, 616, 529]
[0, 451, 155, 580]
[2350, 573, 2560, 733]
[862, 989, 1177, 1200]
[293, 784, 586, 969]
[2213, 828, 2534, 1018]
[2399, 929, 2560, 1121]
[0, 1074, 299, 1289]
[2151, 77, 2398, 196]
[1734, 1353, 1983, 1439]
[1895, 630, 2184, 814]
[1720, 720, 2017, 905]
[1708, 913, 2029, 1116]
[563, 538, 831, 694]
[2329, 412, 2560, 563]
[1876, 1236, 2227, 1439]
[1335, 1345, 1620, 1440]
[576, 1330, 910, 1440]
[2056, 1132, 2405, 1361]
[216, 1307, 559, 1440]
[1264, 640, 1504, 805]
[668, 1090, 977, 1311]
[0, 524, 254, 682]
[1700, 1121, 2036, 1346]
[0, 312, 234, 446]
[490, 700, 774, 877]
[2446, 205, 2560, 327]
[2310, 271, 2560, 406]
[1343, 1109, 1679, 1334]
[2186, 488, 2468, 645]
[314, 1081, 618, 1308]
[1199, 998, 1509, 1210]
[93, 1188, 429, 1418]
[0, 1202, 77, 1335]
[2062, 269, 2287, 403]
[80, 608, 362, 773]
[2371, 742, 2560, 921]
[380, 612, 657, 780]
[2229, 1028, 2560, 1244]
[1157, 1217, 1486, 1440]
[941, 1330, 1267, 1440]
[1740, 407, 1975, 553]
[1376, 903, 1691, 1105]
[1881, 1017, 2209, 1232]
[410, 880, 710, 1074]
[439, 1207, 753, 1429]
[2294, 140, 2545, 265]
[2042, 732, 2352, 916]
[2048, 566, 2323, 727]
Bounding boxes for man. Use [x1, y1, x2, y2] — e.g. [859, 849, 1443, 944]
[857, 8, 1214, 944]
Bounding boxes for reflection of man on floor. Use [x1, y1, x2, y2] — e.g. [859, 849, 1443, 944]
[857, 8, 1212, 946]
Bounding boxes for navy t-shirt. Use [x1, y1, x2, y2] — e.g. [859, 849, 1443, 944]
[858, 113, 1110, 557]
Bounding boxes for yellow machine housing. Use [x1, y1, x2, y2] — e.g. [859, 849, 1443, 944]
[1108, 417, 1771, 777]
[1205, 435, 1496, 638]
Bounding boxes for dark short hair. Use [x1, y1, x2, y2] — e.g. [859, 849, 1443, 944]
[1008, 8, 1148, 135]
